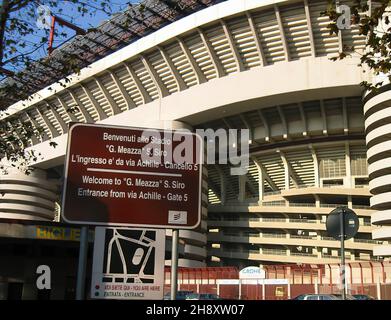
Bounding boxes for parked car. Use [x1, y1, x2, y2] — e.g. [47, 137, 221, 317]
[332, 294, 356, 300]
[163, 290, 194, 300]
[352, 294, 376, 300]
[292, 294, 341, 300]
[186, 293, 223, 300]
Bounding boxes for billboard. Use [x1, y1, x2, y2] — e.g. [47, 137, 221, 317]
[91, 227, 165, 300]
[61, 123, 203, 229]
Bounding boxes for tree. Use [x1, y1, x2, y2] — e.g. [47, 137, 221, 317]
[0, 0, 132, 173]
[322, 0, 391, 91]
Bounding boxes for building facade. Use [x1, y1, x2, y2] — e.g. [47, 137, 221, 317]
[1, 0, 390, 274]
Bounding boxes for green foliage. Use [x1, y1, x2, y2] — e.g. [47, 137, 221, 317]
[0, 0, 129, 171]
[323, 0, 391, 92]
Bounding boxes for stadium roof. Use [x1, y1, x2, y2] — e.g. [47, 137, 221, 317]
[0, 0, 225, 110]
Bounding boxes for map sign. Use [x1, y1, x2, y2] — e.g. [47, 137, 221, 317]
[91, 227, 165, 300]
[61, 123, 203, 229]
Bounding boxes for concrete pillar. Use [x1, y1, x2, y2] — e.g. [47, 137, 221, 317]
[345, 142, 352, 188]
[314, 194, 320, 208]
[258, 167, 264, 203]
[310, 145, 320, 188]
[377, 278, 381, 300]
[252, 158, 264, 203]
[279, 150, 290, 190]
[348, 195, 352, 209]
[238, 175, 246, 202]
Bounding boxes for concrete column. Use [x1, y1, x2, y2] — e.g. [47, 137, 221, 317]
[238, 175, 246, 202]
[279, 150, 290, 190]
[217, 167, 227, 205]
[348, 195, 353, 209]
[377, 278, 381, 300]
[310, 145, 320, 188]
[252, 158, 264, 203]
[315, 194, 320, 208]
[345, 142, 352, 188]
[258, 166, 264, 203]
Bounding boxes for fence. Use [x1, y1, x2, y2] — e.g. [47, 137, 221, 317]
[164, 262, 391, 300]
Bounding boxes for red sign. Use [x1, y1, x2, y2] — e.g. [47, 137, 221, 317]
[61, 123, 202, 229]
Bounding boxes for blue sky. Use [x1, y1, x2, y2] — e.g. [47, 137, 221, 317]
[4, 0, 140, 74]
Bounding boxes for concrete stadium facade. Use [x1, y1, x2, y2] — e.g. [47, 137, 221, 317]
[1, 0, 390, 269]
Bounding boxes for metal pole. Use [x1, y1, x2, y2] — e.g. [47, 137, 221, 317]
[76, 226, 89, 300]
[340, 208, 346, 300]
[170, 229, 179, 300]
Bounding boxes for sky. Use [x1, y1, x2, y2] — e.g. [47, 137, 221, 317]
[3, 0, 140, 76]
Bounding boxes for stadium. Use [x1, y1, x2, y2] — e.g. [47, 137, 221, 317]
[0, 0, 391, 287]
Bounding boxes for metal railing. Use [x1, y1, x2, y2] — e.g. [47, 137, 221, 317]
[262, 218, 287, 222]
[222, 232, 238, 237]
[263, 190, 282, 196]
[262, 249, 287, 256]
[262, 201, 286, 207]
[321, 236, 336, 241]
[355, 184, 369, 188]
[262, 233, 286, 238]
[322, 184, 344, 188]
[289, 202, 316, 207]
[297, 183, 315, 189]
[243, 233, 261, 237]
[352, 205, 371, 210]
[353, 238, 381, 244]
[291, 252, 318, 257]
[290, 235, 317, 240]
[321, 254, 341, 259]
[289, 219, 318, 224]
[320, 203, 347, 208]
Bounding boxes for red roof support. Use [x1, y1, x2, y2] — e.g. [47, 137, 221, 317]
[358, 263, 364, 294]
[369, 262, 375, 284]
[381, 262, 386, 283]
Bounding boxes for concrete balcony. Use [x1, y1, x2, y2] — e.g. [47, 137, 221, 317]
[209, 204, 374, 217]
[208, 248, 346, 265]
[166, 229, 207, 246]
[281, 186, 371, 198]
[372, 227, 391, 241]
[165, 259, 206, 268]
[207, 219, 372, 234]
[208, 233, 377, 251]
[184, 244, 207, 259]
[373, 244, 391, 257]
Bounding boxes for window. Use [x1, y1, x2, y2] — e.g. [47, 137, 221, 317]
[320, 158, 346, 178]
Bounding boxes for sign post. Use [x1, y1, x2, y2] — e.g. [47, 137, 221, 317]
[170, 229, 179, 300]
[61, 123, 203, 300]
[91, 227, 166, 299]
[76, 226, 89, 300]
[326, 206, 359, 300]
[340, 208, 346, 300]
